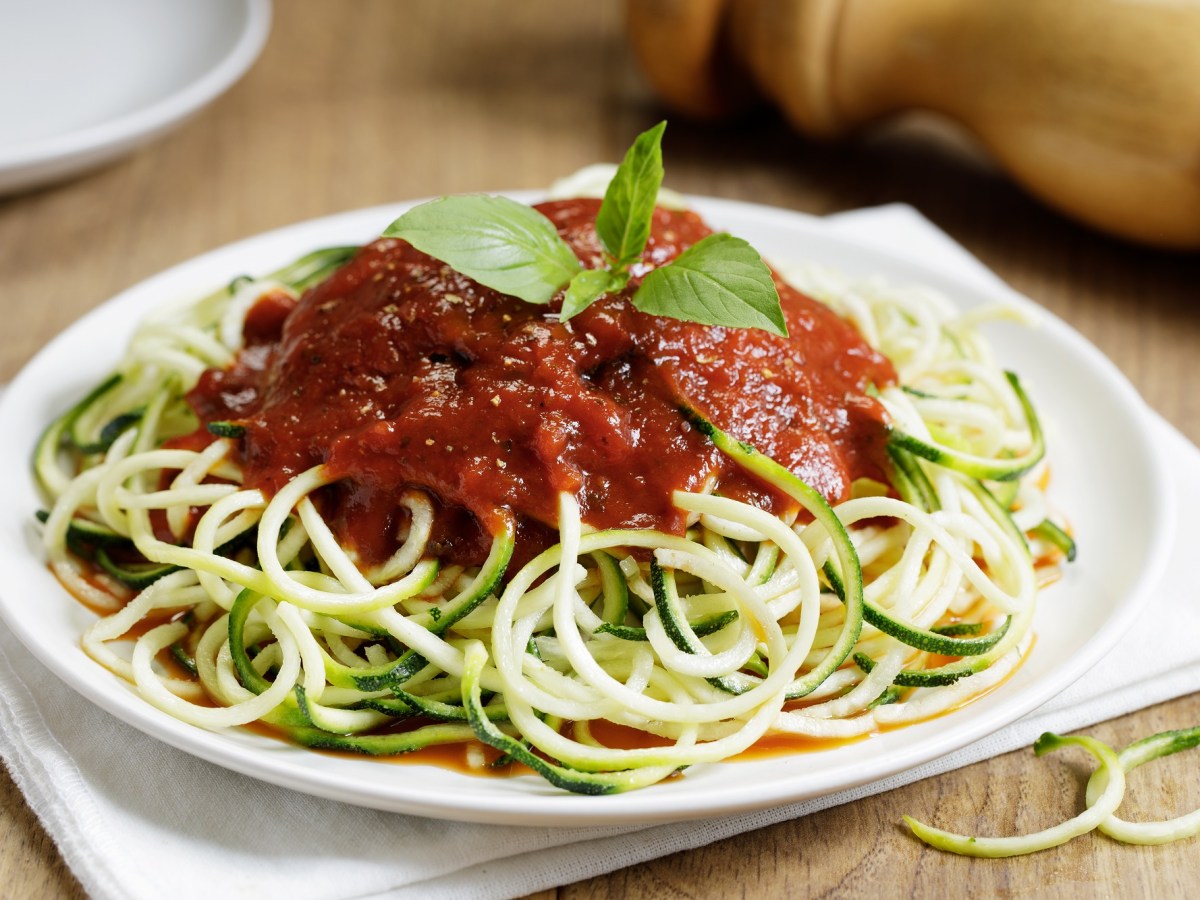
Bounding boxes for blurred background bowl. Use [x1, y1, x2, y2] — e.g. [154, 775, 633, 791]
[0, 0, 271, 195]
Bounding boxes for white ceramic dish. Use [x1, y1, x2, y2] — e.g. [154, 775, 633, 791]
[0, 197, 1173, 825]
[0, 0, 271, 194]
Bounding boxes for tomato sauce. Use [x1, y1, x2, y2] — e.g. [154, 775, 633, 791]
[183, 199, 895, 568]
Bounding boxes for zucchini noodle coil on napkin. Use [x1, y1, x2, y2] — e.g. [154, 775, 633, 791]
[33, 178, 1072, 794]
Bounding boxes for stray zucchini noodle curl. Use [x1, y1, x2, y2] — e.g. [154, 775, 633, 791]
[33, 240, 1073, 795]
[905, 727, 1200, 855]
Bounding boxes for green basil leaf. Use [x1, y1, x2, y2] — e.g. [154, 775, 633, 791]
[596, 121, 666, 270]
[632, 233, 788, 336]
[561, 269, 625, 321]
[383, 195, 581, 304]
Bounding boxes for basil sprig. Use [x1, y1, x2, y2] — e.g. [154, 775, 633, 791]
[380, 194, 581, 305]
[383, 122, 787, 336]
[595, 120, 666, 273]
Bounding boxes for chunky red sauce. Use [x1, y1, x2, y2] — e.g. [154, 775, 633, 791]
[183, 199, 895, 568]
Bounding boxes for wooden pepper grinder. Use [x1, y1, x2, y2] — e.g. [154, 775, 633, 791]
[626, 0, 1200, 249]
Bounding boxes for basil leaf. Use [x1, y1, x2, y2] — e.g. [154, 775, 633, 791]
[633, 233, 788, 336]
[561, 269, 625, 321]
[383, 195, 581, 304]
[596, 121, 666, 270]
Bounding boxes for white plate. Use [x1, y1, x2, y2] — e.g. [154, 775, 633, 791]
[0, 0, 271, 194]
[0, 197, 1173, 825]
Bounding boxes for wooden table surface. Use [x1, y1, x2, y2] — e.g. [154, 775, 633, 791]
[2, 3, 1198, 897]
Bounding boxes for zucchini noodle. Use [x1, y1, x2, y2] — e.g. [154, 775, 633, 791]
[33, 219, 1072, 795]
[905, 727, 1200, 855]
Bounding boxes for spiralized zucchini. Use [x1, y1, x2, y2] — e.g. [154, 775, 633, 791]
[905, 728, 1200, 855]
[34, 231, 1071, 795]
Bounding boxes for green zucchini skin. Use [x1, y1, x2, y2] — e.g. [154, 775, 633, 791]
[596, 609, 738, 642]
[909, 728, 1200, 855]
[905, 733, 1125, 857]
[460, 643, 676, 795]
[1089, 727, 1200, 845]
[207, 421, 246, 439]
[888, 371, 1044, 483]
[95, 549, 180, 589]
[677, 405, 866, 702]
[1031, 518, 1077, 562]
[332, 518, 514, 694]
[649, 560, 747, 695]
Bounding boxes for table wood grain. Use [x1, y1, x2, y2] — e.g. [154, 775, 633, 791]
[1, 3, 1197, 897]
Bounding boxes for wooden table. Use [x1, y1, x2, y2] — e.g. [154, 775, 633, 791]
[2, 3, 1198, 897]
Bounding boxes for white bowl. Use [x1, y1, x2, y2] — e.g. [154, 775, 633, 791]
[0, 0, 271, 194]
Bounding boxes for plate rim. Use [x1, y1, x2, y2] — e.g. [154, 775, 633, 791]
[0, 194, 1176, 825]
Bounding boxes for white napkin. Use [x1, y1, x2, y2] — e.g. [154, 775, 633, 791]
[2, 206, 1196, 900]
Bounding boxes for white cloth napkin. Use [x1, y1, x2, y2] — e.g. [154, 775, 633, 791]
[2, 206, 1196, 900]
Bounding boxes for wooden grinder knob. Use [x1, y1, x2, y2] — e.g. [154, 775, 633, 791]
[626, 0, 1200, 249]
